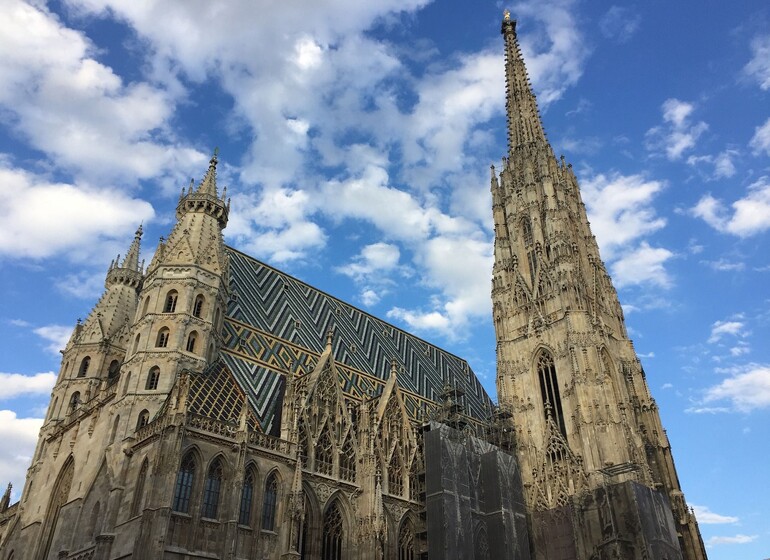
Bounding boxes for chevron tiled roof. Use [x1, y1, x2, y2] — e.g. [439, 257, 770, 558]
[219, 246, 494, 434]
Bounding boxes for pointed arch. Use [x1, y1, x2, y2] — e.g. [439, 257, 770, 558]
[131, 458, 149, 517]
[298, 483, 322, 559]
[141, 296, 151, 316]
[474, 525, 490, 560]
[133, 333, 141, 354]
[145, 366, 160, 390]
[201, 456, 224, 519]
[110, 414, 121, 445]
[339, 431, 356, 482]
[77, 356, 91, 377]
[239, 463, 257, 526]
[172, 451, 197, 513]
[68, 391, 81, 414]
[39, 456, 75, 560]
[48, 396, 59, 420]
[88, 501, 101, 538]
[316, 424, 334, 476]
[398, 515, 416, 560]
[135, 409, 150, 431]
[321, 497, 347, 560]
[193, 294, 205, 318]
[163, 290, 178, 313]
[186, 331, 199, 353]
[536, 350, 566, 439]
[261, 470, 280, 531]
[107, 359, 120, 381]
[156, 327, 170, 348]
[388, 450, 404, 497]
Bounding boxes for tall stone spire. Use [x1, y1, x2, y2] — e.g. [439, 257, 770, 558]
[120, 224, 143, 272]
[196, 150, 219, 197]
[492, 12, 707, 560]
[501, 11, 549, 154]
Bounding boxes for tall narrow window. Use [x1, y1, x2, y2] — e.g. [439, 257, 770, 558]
[68, 392, 81, 414]
[522, 217, 533, 247]
[239, 468, 255, 526]
[339, 433, 356, 482]
[322, 500, 344, 560]
[110, 415, 120, 444]
[131, 459, 148, 517]
[156, 327, 170, 348]
[78, 356, 91, 377]
[141, 296, 151, 316]
[173, 453, 196, 513]
[389, 451, 404, 496]
[107, 360, 120, 381]
[186, 331, 198, 353]
[201, 458, 223, 519]
[261, 473, 278, 531]
[537, 352, 567, 438]
[298, 421, 309, 468]
[316, 427, 334, 476]
[145, 366, 160, 390]
[164, 290, 178, 313]
[133, 334, 141, 354]
[522, 217, 537, 284]
[193, 295, 205, 318]
[398, 519, 416, 560]
[136, 409, 150, 430]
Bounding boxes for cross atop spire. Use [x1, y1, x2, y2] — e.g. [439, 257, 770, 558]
[196, 150, 219, 196]
[501, 13, 548, 153]
[121, 224, 143, 272]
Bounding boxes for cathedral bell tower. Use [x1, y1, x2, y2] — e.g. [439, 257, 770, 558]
[119, 152, 231, 428]
[492, 12, 706, 560]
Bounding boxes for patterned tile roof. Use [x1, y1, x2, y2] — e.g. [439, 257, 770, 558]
[220, 247, 494, 434]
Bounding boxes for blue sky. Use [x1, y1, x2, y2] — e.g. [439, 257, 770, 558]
[0, 1, 768, 557]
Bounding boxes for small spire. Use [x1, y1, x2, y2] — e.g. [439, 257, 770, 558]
[196, 149, 219, 196]
[121, 224, 143, 271]
[390, 358, 398, 379]
[325, 329, 334, 350]
[0, 482, 10, 512]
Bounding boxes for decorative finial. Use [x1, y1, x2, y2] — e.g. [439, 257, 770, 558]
[390, 358, 398, 378]
[503, 9, 511, 21]
[135, 224, 143, 238]
[326, 329, 334, 349]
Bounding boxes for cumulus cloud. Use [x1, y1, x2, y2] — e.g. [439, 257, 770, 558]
[743, 34, 770, 91]
[692, 177, 770, 237]
[610, 242, 674, 288]
[749, 117, 770, 156]
[701, 364, 770, 412]
[0, 373, 57, 400]
[645, 99, 708, 160]
[708, 318, 748, 344]
[33, 325, 72, 355]
[0, 162, 154, 260]
[0, 410, 44, 501]
[686, 150, 738, 180]
[691, 505, 739, 525]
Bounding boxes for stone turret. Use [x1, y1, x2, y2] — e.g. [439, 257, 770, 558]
[493, 12, 707, 560]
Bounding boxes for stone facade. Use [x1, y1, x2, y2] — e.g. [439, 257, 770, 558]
[0, 12, 706, 560]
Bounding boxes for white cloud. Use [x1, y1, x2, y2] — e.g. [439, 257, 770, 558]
[686, 150, 738, 180]
[598, 6, 641, 43]
[645, 99, 708, 160]
[692, 177, 770, 237]
[0, 373, 57, 400]
[0, 162, 154, 260]
[744, 34, 770, 91]
[708, 319, 748, 344]
[33, 325, 74, 356]
[0, 410, 43, 502]
[702, 364, 770, 412]
[749, 117, 770, 156]
[337, 243, 402, 282]
[706, 534, 757, 546]
[55, 271, 106, 300]
[609, 242, 674, 289]
[0, 1, 203, 184]
[581, 173, 666, 260]
[702, 258, 745, 272]
[691, 505, 739, 524]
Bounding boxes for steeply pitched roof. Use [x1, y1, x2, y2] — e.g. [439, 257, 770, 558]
[218, 246, 494, 434]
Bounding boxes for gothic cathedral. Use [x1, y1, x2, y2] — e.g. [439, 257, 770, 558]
[0, 13, 706, 560]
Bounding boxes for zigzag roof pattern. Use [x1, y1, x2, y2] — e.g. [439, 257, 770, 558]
[219, 247, 494, 434]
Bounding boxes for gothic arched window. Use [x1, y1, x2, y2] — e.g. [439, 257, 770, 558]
[78, 356, 91, 377]
[136, 409, 150, 430]
[145, 366, 160, 390]
[398, 518, 416, 560]
[316, 426, 334, 476]
[186, 331, 198, 353]
[193, 294, 205, 318]
[156, 327, 170, 348]
[339, 433, 356, 482]
[89, 501, 101, 538]
[141, 296, 150, 316]
[201, 458, 223, 519]
[110, 415, 120, 444]
[107, 360, 120, 381]
[173, 453, 196, 513]
[261, 472, 279, 531]
[522, 217, 534, 247]
[164, 290, 178, 313]
[133, 333, 141, 354]
[239, 467, 255, 526]
[131, 459, 148, 517]
[68, 392, 81, 414]
[537, 351, 566, 438]
[322, 500, 344, 560]
[389, 451, 404, 496]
